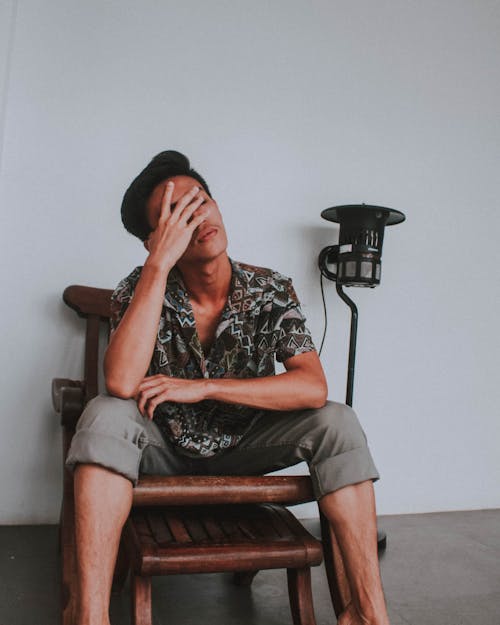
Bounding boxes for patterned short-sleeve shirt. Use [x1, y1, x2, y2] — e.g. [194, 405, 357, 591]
[110, 259, 316, 457]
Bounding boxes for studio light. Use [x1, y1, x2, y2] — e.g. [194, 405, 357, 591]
[318, 203, 406, 551]
[319, 204, 405, 288]
[318, 203, 406, 406]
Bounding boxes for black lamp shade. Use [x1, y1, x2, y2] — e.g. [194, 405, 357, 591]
[319, 204, 405, 287]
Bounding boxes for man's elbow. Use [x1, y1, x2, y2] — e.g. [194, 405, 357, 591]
[307, 381, 328, 409]
[310, 393, 328, 410]
[105, 374, 137, 400]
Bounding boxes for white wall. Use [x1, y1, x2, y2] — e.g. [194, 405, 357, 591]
[1, 0, 499, 523]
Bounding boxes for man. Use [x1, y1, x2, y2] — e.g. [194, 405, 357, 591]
[66, 150, 390, 625]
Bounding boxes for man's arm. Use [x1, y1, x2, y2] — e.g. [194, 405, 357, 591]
[136, 350, 328, 419]
[104, 181, 207, 398]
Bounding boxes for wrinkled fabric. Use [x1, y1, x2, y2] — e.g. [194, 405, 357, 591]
[66, 395, 380, 496]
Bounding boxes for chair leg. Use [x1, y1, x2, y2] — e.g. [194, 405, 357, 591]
[319, 509, 351, 618]
[287, 567, 317, 625]
[232, 570, 259, 586]
[131, 575, 152, 625]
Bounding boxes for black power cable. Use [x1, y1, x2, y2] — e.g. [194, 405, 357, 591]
[318, 273, 328, 357]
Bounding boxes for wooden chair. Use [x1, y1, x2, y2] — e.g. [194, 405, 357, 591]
[53, 285, 352, 625]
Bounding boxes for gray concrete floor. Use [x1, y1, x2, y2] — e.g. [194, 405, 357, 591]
[1, 509, 499, 625]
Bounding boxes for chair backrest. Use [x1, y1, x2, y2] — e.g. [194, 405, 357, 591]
[63, 285, 114, 402]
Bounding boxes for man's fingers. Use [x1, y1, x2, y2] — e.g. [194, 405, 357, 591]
[158, 181, 175, 224]
[137, 375, 177, 417]
[138, 376, 165, 391]
[188, 211, 209, 233]
[137, 383, 166, 415]
[170, 185, 201, 222]
[183, 198, 208, 227]
[137, 391, 149, 416]
[145, 390, 170, 420]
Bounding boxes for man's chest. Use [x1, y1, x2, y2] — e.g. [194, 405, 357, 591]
[190, 300, 227, 354]
[156, 303, 273, 375]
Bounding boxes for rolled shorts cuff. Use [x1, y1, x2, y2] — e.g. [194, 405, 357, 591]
[309, 445, 380, 499]
[65, 428, 143, 485]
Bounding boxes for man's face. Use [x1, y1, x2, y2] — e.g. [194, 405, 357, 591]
[145, 175, 228, 265]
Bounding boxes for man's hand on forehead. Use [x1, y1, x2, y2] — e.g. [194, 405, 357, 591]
[168, 182, 206, 213]
[162, 181, 204, 215]
[144, 180, 208, 272]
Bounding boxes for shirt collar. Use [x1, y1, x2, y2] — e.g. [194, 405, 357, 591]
[164, 258, 257, 316]
[226, 259, 258, 315]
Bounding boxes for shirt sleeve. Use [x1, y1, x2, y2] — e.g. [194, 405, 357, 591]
[274, 278, 316, 363]
[109, 267, 142, 334]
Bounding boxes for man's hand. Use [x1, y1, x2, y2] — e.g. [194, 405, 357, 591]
[135, 352, 328, 418]
[146, 181, 208, 272]
[136, 375, 208, 419]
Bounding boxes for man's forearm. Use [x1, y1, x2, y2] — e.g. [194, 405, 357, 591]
[205, 370, 327, 411]
[104, 262, 171, 397]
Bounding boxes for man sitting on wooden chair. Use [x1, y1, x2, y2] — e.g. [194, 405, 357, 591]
[66, 150, 390, 625]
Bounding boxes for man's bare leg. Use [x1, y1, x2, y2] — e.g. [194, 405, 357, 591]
[319, 480, 390, 625]
[74, 464, 133, 625]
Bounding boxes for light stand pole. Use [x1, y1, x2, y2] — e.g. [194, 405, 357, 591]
[318, 203, 406, 550]
[335, 283, 358, 408]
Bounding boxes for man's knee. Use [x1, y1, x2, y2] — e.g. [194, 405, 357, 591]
[306, 402, 379, 498]
[75, 394, 144, 442]
[66, 394, 146, 483]
[309, 401, 368, 456]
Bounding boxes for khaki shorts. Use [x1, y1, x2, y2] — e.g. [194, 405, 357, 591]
[66, 394, 379, 499]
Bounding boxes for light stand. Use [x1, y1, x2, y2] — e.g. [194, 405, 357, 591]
[318, 203, 406, 550]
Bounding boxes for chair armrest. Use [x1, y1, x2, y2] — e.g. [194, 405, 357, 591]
[52, 378, 81, 412]
[52, 378, 85, 428]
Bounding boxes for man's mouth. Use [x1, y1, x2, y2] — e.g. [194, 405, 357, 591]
[197, 227, 217, 243]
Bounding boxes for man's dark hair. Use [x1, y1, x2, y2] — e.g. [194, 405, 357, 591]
[121, 150, 212, 241]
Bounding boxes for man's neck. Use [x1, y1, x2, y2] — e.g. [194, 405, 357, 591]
[177, 254, 232, 308]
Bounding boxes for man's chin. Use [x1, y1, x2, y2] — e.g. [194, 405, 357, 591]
[180, 246, 229, 267]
